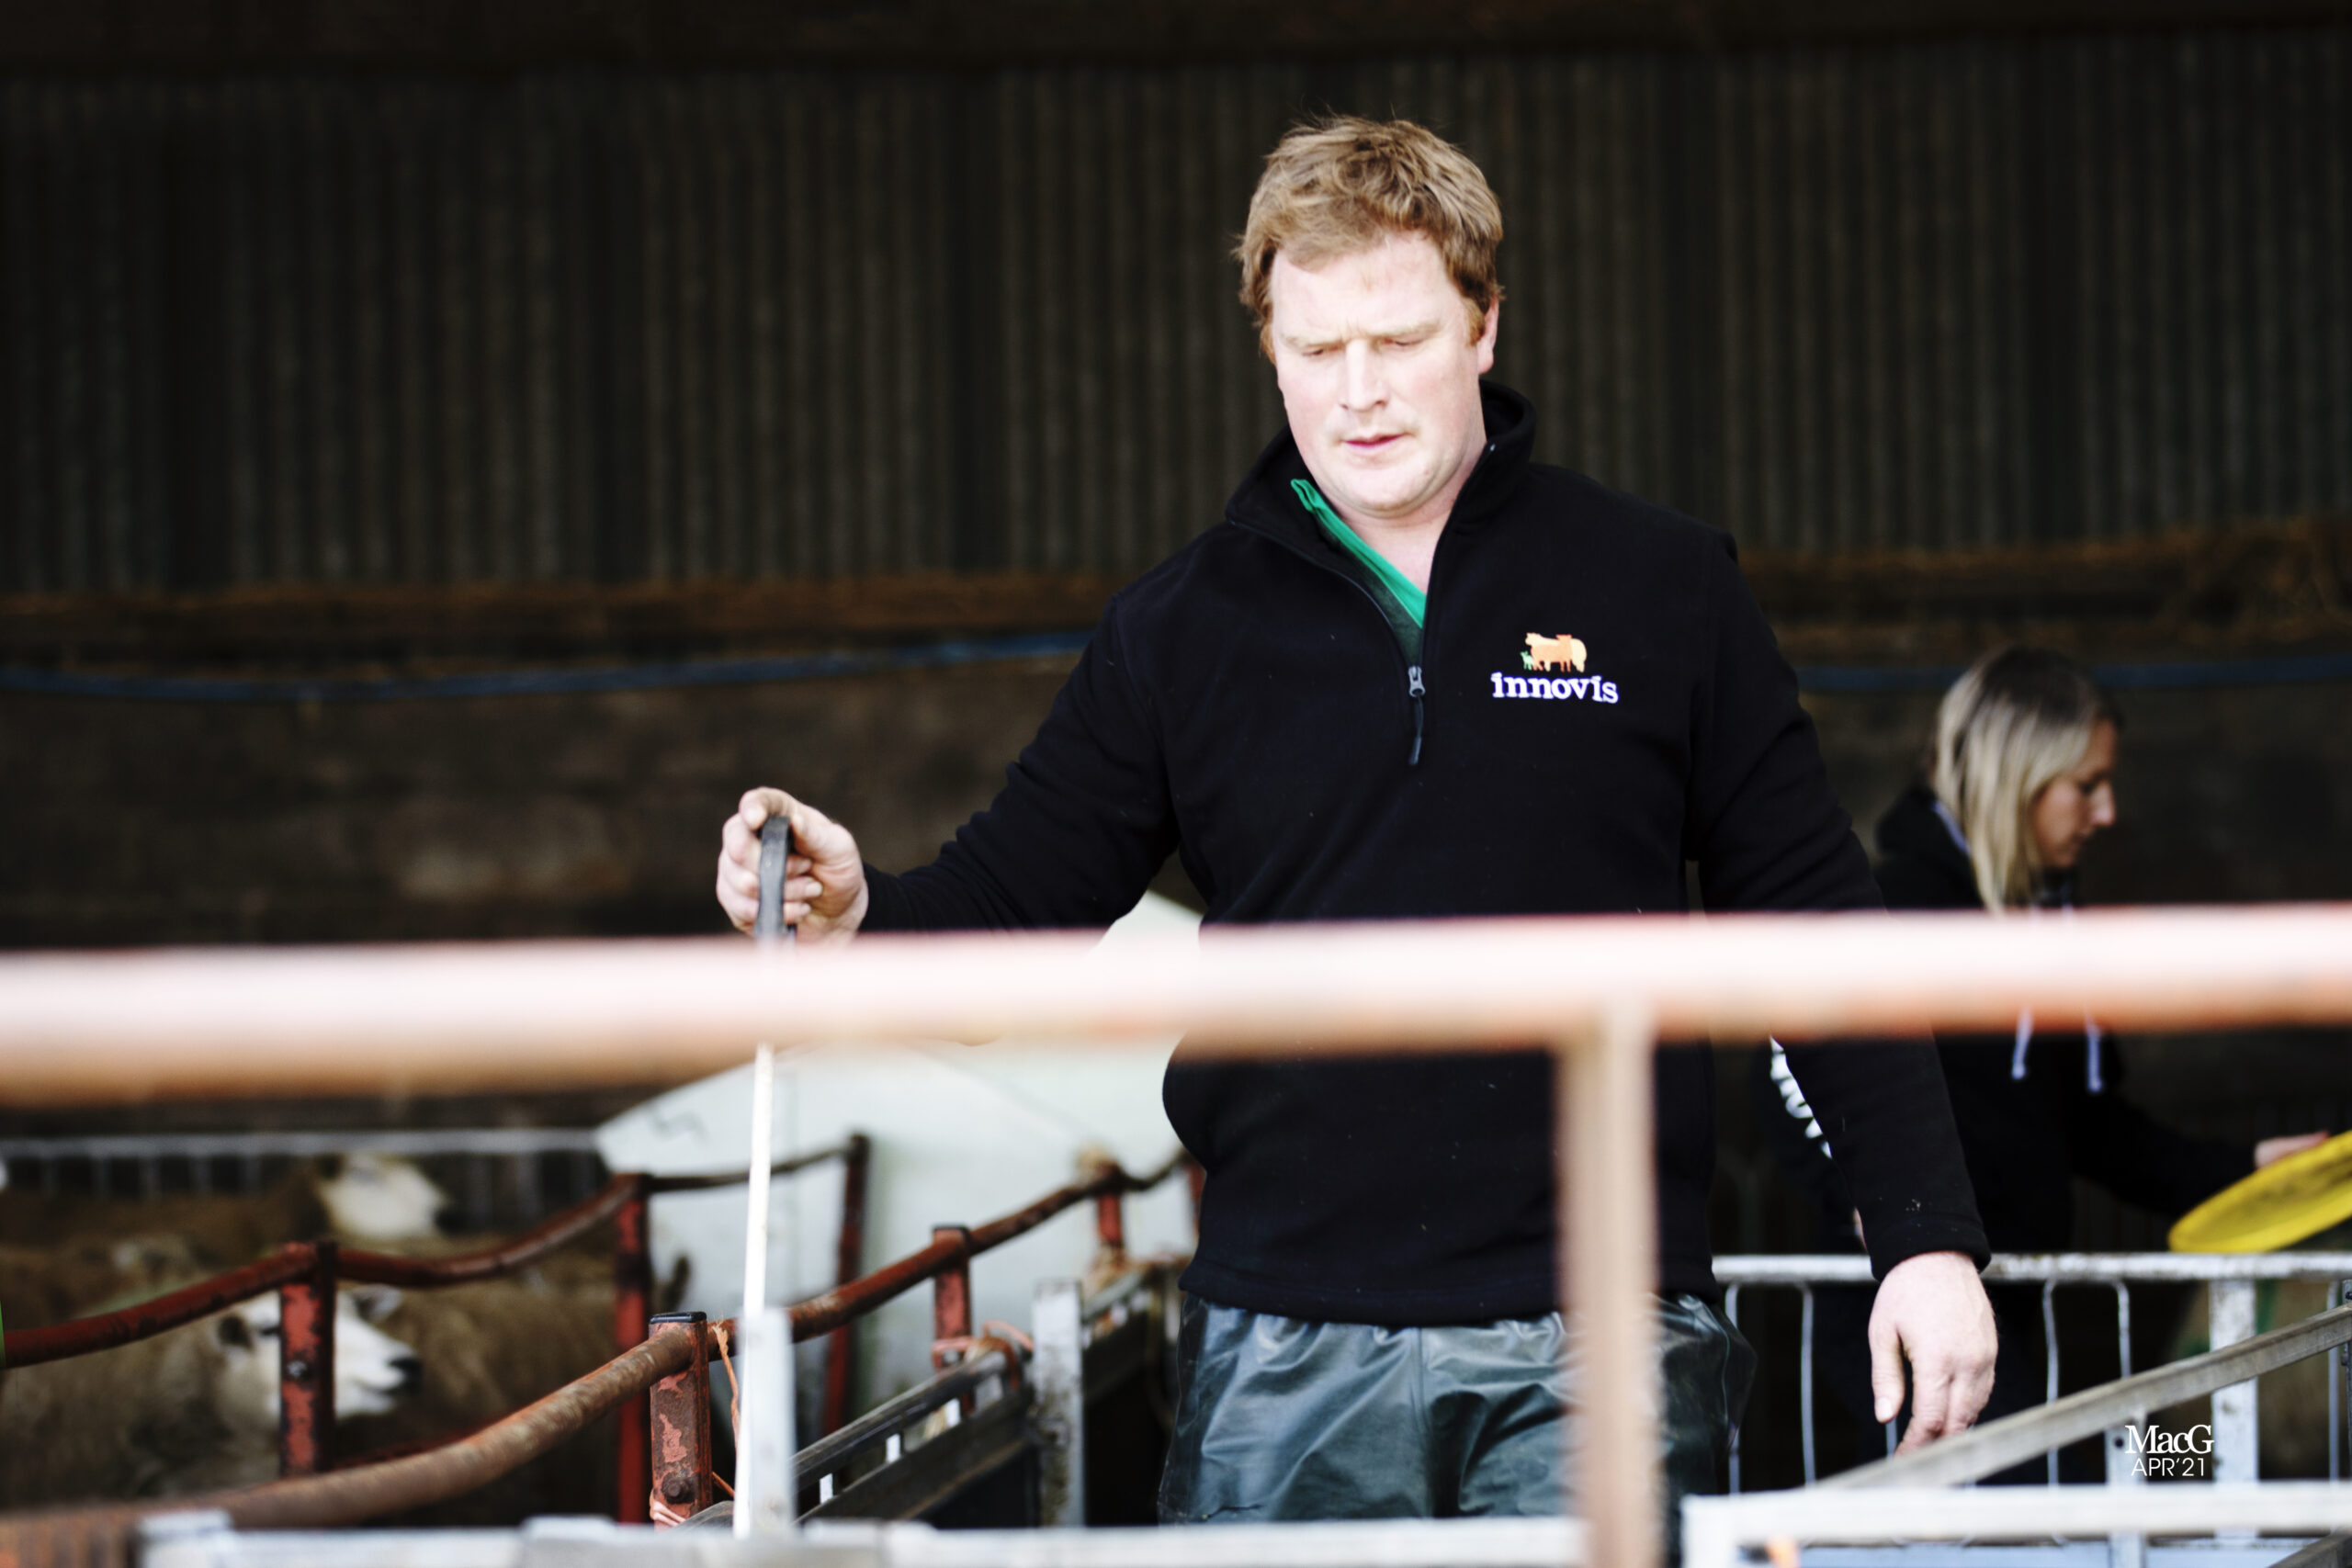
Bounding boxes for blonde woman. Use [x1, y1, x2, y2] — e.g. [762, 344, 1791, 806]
[1765, 646, 2322, 1474]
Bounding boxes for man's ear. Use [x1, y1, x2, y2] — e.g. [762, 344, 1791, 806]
[1473, 299, 1500, 371]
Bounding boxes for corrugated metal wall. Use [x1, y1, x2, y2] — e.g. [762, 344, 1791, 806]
[5, 30, 2348, 593]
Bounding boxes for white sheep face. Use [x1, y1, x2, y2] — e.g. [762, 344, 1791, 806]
[210, 1288, 422, 1437]
[317, 1154, 449, 1241]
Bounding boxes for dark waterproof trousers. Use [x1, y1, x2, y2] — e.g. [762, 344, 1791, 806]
[1158, 1294, 1755, 1558]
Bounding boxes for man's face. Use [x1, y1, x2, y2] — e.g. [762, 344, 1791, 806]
[1266, 231, 1498, 532]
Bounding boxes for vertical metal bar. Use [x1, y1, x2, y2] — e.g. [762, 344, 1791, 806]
[1560, 1003, 1659, 1568]
[2114, 1281, 2133, 1378]
[932, 1224, 974, 1357]
[612, 1177, 651, 1524]
[735, 1043, 792, 1536]
[2045, 1280, 2063, 1485]
[2106, 1278, 2145, 1568]
[737, 1304, 795, 1534]
[1799, 1283, 1818, 1486]
[647, 1312, 713, 1528]
[1724, 1284, 1743, 1495]
[2210, 1278, 2260, 1483]
[1034, 1275, 1087, 1529]
[1094, 1187, 1126, 1263]
[822, 1133, 870, 1436]
[277, 1240, 336, 1477]
[2332, 1280, 2344, 1483]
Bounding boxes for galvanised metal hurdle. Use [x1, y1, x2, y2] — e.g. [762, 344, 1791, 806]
[3, 905, 2351, 1566]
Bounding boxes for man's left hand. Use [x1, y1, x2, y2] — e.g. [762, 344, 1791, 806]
[1867, 1249, 1997, 1455]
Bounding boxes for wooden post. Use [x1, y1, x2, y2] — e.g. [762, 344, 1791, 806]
[278, 1240, 337, 1477]
[647, 1312, 713, 1526]
[613, 1177, 652, 1522]
[1560, 1003, 1659, 1568]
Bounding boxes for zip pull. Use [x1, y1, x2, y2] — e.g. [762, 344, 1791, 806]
[1407, 665, 1426, 767]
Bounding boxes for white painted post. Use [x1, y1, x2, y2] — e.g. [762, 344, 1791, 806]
[1034, 1277, 1087, 1528]
[2210, 1279, 2260, 1485]
[2105, 1418, 2147, 1568]
[734, 1043, 797, 1535]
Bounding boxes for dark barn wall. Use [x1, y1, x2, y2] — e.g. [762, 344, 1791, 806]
[3, 31, 2347, 968]
[0, 657, 1080, 946]
[6, 664, 2348, 947]
[6, 29, 2352, 598]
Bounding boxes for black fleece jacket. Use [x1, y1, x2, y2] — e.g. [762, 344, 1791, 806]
[1871, 785, 2251, 1252]
[865, 384, 1987, 1323]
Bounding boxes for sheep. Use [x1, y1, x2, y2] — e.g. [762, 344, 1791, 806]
[1522, 632, 1588, 673]
[0, 1152, 448, 1260]
[0, 1286, 421, 1508]
[0, 1235, 218, 1332]
[336, 1275, 621, 1525]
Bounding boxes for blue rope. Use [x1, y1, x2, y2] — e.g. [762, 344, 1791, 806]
[4, 637, 2349, 703]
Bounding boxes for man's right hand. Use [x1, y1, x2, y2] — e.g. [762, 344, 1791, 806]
[716, 788, 870, 945]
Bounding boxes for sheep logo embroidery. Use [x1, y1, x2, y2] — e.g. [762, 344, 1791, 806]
[1521, 633, 1586, 672]
[1495, 632, 1620, 705]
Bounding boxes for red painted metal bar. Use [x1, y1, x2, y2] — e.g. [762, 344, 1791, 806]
[339, 1171, 642, 1288]
[642, 1140, 856, 1194]
[646, 1313, 713, 1527]
[784, 1231, 967, 1345]
[931, 1225, 974, 1375]
[2, 1244, 312, 1368]
[277, 1240, 337, 1477]
[822, 1132, 871, 1435]
[611, 1179, 652, 1524]
[0, 1332, 695, 1563]
[1094, 1190, 1125, 1258]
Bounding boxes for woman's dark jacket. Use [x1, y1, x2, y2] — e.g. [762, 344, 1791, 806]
[1863, 785, 2250, 1251]
[862, 384, 1987, 1325]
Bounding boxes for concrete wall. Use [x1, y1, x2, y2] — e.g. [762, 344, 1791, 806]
[9, 658, 2346, 949]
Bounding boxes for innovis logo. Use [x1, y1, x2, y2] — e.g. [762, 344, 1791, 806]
[1493, 632, 1620, 705]
[2119, 1422, 2213, 1478]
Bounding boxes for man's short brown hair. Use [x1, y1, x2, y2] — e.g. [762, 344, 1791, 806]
[1236, 116, 1504, 348]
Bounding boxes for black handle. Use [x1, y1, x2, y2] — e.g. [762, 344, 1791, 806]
[755, 816, 794, 943]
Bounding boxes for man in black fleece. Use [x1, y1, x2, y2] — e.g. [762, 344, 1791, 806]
[716, 117, 1995, 1533]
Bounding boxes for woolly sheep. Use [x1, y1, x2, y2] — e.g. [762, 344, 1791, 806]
[0, 1153, 449, 1260]
[338, 1275, 619, 1525]
[0, 1286, 421, 1508]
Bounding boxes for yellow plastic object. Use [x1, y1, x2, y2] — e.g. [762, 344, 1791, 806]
[2169, 1130, 2352, 1253]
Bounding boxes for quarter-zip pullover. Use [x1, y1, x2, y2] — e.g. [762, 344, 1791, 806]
[865, 383, 1987, 1323]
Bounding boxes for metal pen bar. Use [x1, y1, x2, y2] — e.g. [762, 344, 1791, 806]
[1826, 1301, 2352, 1491]
[794, 1346, 1012, 1486]
[1799, 1283, 1817, 1487]
[2045, 1280, 2062, 1486]
[6, 908, 2352, 1108]
[1722, 1284, 1743, 1495]
[1685, 1480, 2352, 1568]
[1715, 1252, 2352, 1284]
[1559, 1003, 1658, 1568]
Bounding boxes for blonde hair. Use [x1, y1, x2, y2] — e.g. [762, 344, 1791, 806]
[1930, 647, 2121, 912]
[1235, 116, 1504, 351]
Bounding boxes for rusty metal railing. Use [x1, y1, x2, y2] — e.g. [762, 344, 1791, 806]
[0, 1138, 868, 1527]
[0, 1147, 1184, 1562]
